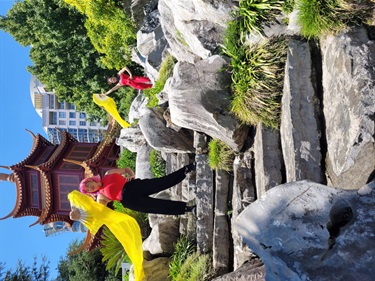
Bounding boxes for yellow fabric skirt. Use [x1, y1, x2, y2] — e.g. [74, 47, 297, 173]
[68, 191, 144, 281]
[93, 94, 130, 128]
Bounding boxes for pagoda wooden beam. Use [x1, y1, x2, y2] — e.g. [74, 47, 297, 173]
[68, 231, 93, 256]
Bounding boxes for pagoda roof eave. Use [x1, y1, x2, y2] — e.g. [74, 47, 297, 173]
[11, 131, 53, 170]
[0, 171, 23, 220]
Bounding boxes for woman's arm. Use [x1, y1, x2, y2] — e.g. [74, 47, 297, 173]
[97, 193, 111, 205]
[103, 84, 122, 96]
[118, 66, 133, 78]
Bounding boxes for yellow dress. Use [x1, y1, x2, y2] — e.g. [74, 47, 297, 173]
[68, 190, 144, 281]
[93, 94, 130, 128]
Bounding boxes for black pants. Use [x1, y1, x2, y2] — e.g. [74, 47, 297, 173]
[121, 166, 187, 215]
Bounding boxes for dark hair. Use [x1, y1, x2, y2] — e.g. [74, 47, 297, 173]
[107, 76, 118, 84]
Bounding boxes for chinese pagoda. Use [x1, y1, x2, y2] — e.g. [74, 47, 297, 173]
[0, 122, 121, 251]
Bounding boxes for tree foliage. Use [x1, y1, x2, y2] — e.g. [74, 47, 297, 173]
[0, 0, 136, 122]
[63, 0, 136, 69]
[1, 256, 50, 281]
[55, 239, 121, 281]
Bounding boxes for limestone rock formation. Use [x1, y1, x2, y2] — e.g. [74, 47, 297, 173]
[166, 55, 249, 152]
[138, 107, 195, 153]
[235, 180, 375, 281]
[158, 0, 233, 63]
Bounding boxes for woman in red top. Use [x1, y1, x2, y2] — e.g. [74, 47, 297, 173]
[70, 163, 196, 219]
[104, 66, 153, 95]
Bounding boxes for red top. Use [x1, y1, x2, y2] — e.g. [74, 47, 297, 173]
[118, 73, 132, 86]
[98, 173, 127, 201]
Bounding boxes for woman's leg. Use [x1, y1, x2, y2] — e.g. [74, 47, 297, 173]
[125, 163, 196, 196]
[122, 195, 187, 215]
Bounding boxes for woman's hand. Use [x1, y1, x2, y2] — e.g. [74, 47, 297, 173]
[69, 209, 81, 220]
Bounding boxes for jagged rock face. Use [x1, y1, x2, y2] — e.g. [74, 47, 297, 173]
[158, 0, 233, 63]
[235, 180, 375, 281]
[116, 127, 147, 152]
[321, 27, 375, 189]
[166, 55, 249, 152]
[142, 257, 171, 281]
[280, 39, 325, 184]
[138, 107, 195, 153]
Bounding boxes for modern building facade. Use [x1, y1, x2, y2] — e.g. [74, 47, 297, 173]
[30, 76, 107, 144]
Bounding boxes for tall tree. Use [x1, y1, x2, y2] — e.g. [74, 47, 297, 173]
[1, 256, 50, 281]
[55, 239, 121, 281]
[0, 0, 135, 122]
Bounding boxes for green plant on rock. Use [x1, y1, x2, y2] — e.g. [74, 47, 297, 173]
[226, 36, 288, 128]
[150, 149, 166, 178]
[237, 0, 284, 35]
[169, 236, 213, 281]
[208, 139, 235, 172]
[143, 54, 177, 107]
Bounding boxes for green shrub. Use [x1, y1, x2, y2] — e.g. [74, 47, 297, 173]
[169, 236, 213, 281]
[143, 54, 177, 107]
[63, 0, 136, 69]
[297, 0, 374, 39]
[149, 149, 166, 178]
[208, 139, 235, 172]
[224, 36, 288, 128]
[116, 148, 136, 172]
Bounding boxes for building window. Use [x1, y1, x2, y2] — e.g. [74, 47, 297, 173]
[59, 112, 66, 118]
[79, 113, 86, 119]
[71, 104, 76, 110]
[30, 174, 39, 206]
[69, 121, 76, 126]
[79, 121, 86, 126]
[49, 112, 57, 125]
[49, 95, 55, 109]
[58, 120, 66, 125]
[58, 175, 81, 211]
[59, 102, 65, 109]
[69, 112, 76, 119]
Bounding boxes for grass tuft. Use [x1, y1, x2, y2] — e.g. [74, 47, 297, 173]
[208, 139, 235, 171]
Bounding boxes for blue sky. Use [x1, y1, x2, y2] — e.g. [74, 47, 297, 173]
[0, 1, 84, 278]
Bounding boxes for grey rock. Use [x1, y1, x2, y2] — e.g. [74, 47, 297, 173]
[212, 258, 266, 281]
[128, 92, 149, 123]
[196, 153, 214, 253]
[254, 122, 284, 199]
[135, 144, 154, 179]
[213, 170, 231, 276]
[142, 257, 171, 281]
[231, 155, 256, 269]
[321, 27, 375, 189]
[167, 55, 249, 152]
[158, 0, 233, 63]
[235, 180, 375, 281]
[143, 216, 180, 255]
[116, 127, 147, 153]
[139, 107, 195, 153]
[280, 39, 325, 183]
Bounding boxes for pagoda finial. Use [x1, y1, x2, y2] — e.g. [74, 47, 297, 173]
[25, 129, 36, 138]
[0, 165, 11, 170]
[0, 172, 15, 182]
